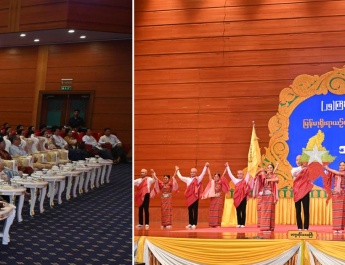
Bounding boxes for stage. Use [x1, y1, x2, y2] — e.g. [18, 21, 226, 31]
[134, 222, 343, 241]
[134, 222, 345, 265]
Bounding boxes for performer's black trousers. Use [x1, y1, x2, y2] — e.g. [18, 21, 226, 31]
[188, 199, 199, 225]
[138, 193, 150, 225]
[236, 198, 247, 225]
[295, 192, 310, 230]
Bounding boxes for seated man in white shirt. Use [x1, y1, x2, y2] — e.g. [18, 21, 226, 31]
[98, 128, 127, 164]
[51, 128, 68, 149]
[9, 135, 28, 156]
[82, 129, 113, 161]
[9, 134, 52, 170]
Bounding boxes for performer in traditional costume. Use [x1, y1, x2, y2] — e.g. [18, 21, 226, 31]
[291, 155, 313, 231]
[253, 163, 279, 228]
[201, 166, 230, 228]
[134, 168, 155, 230]
[176, 162, 209, 229]
[224, 162, 251, 228]
[324, 162, 345, 233]
[151, 169, 179, 229]
[253, 163, 278, 232]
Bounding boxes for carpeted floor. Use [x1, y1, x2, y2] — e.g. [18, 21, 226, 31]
[0, 163, 132, 265]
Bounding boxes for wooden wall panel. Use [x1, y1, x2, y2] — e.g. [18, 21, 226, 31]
[136, 2, 344, 26]
[0, 40, 131, 147]
[68, 1, 132, 33]
[19, 2, 68, 30]
[135, 97, 278, 114]
[135, 31, 345, 55]
[135, 81, 287, 99]
[134, 0, 345, 216]
[136, 16, 345, 40]
[0, 46, 38, 128]
[135, 0, 327, 11]
[135, 113, 271, 130]
[0, 1, 132, 40]
[136, 63, 337, 84]
[45, 41, 132, 145]
[136, 47, 345, 70]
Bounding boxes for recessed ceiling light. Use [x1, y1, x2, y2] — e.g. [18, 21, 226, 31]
[68, 29, 75, 33]
[20, 33, 26, 37]
[34, 39, 40, 42]
[80, 35, 86, 39]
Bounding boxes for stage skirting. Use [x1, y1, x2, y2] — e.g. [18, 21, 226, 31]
[134, 236, 345, 265]
[222, 197, 332, 226]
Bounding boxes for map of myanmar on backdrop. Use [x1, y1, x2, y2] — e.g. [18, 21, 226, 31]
[262, 66, 345, 198]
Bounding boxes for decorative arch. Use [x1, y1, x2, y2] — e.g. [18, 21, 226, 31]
[264, 66, 345, 193]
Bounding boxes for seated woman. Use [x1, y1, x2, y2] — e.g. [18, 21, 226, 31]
[64, 128, 87, 161]
[27, 126, 36, 138]
[64, 128, 78, 149]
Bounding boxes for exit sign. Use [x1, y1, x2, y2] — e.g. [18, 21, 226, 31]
[61, 86, 72, 90]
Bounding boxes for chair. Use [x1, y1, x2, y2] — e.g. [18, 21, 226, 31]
[3, 136, 11, 152]
[92, 132, 100, 142]
[2, 159, 18, 172]
[25, 137, 39, 154]
[77, 132, 85, 143]
[19, 136, 27, 150]
[12, 155, 34, 169]
[56, 149, 69, 164]
[85, 144, 99, 156]
[71, 131, 78, 140]
[23, 130, 29, 138]
[98, 132, 104, 140]
[37, 137, 48, 152]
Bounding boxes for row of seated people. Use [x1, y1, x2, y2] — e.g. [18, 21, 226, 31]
[0, 135, 66, 180]
[21, 127, 126, 164]
[4, 124, 130, 157]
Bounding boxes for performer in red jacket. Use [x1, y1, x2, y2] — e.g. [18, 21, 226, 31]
[176, 162, 209, 229]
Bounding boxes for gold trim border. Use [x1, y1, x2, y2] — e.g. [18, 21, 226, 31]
[265, 66, 345, 193]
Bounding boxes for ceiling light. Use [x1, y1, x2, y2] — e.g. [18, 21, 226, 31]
[68, 29, 75, 33]
[80, 35, 86, 39]
[20, 33, 26, 37]
[34, 39, 40, 42]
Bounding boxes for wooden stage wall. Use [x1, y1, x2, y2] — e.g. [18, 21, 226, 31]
[134, 0, 345, 217]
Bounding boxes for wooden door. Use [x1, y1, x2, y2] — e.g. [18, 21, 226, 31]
[37, 91, 94, 129]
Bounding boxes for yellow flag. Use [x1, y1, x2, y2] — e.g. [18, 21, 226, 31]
[247, 124, 261, 177]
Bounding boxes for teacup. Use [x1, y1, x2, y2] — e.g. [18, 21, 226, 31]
[27, 177, 33, 182]
[13, 175, 21, 180]
[52, 166, 59, 171]
[35, 171, 43, 176]
[22, 173, 28, 178]
[42, 169, 49, 174]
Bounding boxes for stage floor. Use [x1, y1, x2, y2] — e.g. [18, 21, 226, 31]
[134, 222, 345, 241]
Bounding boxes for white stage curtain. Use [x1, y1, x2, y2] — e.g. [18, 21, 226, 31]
[254, 244, 300, 265]
[145, 239, 200, 265]
[307, 242, 345, 265]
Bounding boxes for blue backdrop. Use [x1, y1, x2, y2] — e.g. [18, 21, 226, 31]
[287, 93, 345, 188]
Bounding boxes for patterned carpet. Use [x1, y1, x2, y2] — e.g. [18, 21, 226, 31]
[0, 163, 132, 265]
